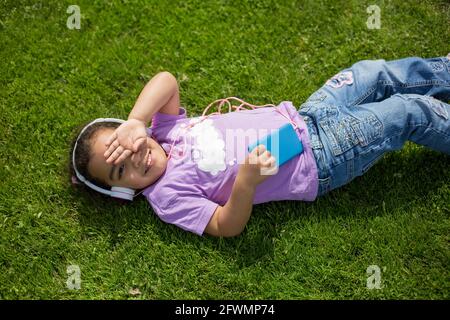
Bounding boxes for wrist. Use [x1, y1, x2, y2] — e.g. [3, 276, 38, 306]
[126, 117, 148, 127]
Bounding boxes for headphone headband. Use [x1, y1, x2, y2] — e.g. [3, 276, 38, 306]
[72, 118, 136, 201]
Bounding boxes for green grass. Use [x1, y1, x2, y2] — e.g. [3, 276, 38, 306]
[1, 0, 449, 299]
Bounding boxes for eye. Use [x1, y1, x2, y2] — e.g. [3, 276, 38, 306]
[119, 164, 125, 178]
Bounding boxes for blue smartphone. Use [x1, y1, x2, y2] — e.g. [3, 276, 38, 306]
[247, 123, 304, 167]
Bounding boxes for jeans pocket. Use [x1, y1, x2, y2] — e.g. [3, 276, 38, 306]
[350, 113, 384, 146]
[319, 117, 360, 157]
[319, 112, 383, 158]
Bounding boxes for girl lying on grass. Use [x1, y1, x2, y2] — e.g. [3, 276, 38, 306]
[69, 55, 450, 237]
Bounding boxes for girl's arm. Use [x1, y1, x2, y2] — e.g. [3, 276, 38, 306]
[128, 71, 180, 125]
[205, 145, 276, 237]
[205, 176, 256, 237]
[104, 71, 180, 165]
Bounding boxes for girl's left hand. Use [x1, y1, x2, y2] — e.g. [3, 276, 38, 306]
[103, 119, 148, 166]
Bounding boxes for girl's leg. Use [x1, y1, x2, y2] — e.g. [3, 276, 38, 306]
[305, 94, 450, 196]
[300, 54, 450, 195]
[302, 54, 450, 108]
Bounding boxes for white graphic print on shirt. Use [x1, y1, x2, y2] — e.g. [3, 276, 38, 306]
[188, 118, 226, 175]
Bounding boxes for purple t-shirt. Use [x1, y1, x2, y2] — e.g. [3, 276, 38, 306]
[142, 101, 319, 236]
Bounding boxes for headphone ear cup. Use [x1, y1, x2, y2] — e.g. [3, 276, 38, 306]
[110, 186, 135, 201]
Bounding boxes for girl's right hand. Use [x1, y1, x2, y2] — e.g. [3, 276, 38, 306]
[237, 144, 278, 187]
[103, 119, 149, 166]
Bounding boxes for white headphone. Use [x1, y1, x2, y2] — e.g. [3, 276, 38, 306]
[72, 118, 151, 201]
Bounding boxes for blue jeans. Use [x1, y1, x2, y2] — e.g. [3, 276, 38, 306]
[298, 55, 450, 196]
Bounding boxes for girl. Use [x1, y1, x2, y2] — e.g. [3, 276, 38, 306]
[70, 55, 450, 237]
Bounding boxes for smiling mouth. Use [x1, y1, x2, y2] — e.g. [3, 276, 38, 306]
[144, 149, 152, 174]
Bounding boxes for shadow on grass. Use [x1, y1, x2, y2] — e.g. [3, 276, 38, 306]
[207, 147, 450, 267]
[71, 146, 449, 268]
[70, 187, 155, 245]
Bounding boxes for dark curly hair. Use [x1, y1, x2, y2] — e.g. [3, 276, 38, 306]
[68, 121, 121, 200]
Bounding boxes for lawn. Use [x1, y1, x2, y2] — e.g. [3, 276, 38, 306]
[0, 0, 449, 299]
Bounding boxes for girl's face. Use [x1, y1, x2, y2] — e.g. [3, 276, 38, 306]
[88, 128, 168, 190]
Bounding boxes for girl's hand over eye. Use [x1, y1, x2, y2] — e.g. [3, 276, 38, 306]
[103, 119, 149, 166]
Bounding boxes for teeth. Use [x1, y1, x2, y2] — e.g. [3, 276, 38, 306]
[144, 150, 152, 174]
[147, 151, 152, 166]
